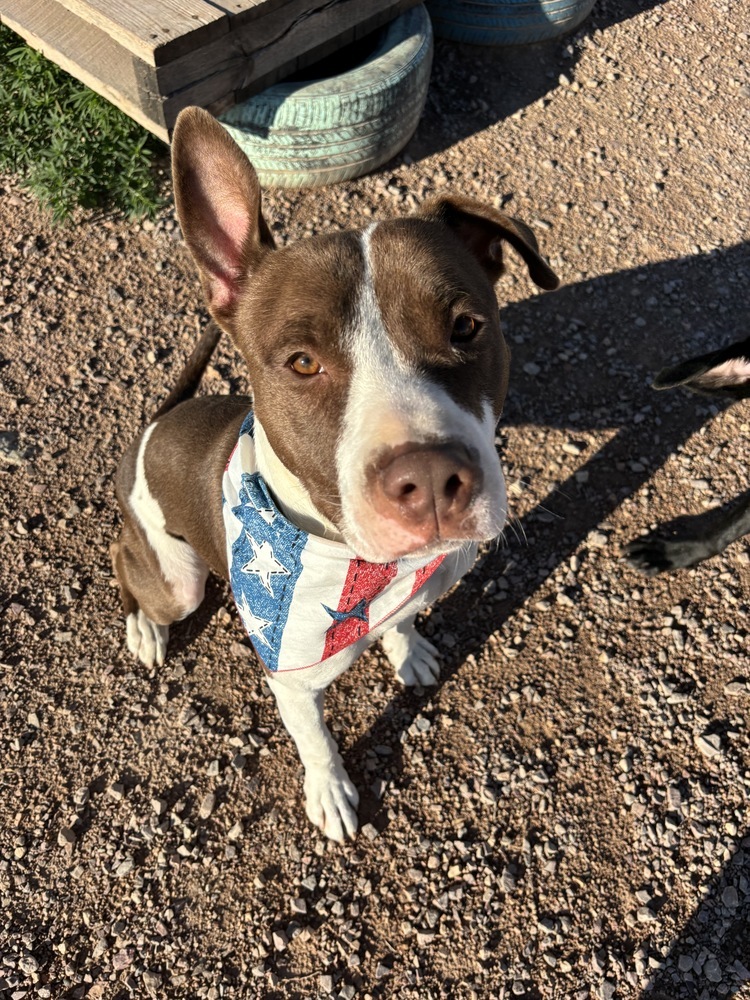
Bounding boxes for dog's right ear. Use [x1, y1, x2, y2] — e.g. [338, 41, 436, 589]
[419, 196, 559, 290]
[171, 107, 275, 322]
[654, 336, 750, 400]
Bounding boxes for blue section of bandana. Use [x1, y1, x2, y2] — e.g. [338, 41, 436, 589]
[229, 465, 307, 672]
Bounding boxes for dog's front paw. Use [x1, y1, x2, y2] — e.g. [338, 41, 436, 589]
[126, 610, 169, 667]
[623, 537, 710, 576]
[382, 624, 440, 686]
[304, 763, 359, 842]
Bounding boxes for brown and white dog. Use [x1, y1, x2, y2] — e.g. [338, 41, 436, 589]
[111, 107, 558, 841]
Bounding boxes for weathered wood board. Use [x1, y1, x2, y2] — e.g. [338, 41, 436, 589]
[0, 0, 419, 142]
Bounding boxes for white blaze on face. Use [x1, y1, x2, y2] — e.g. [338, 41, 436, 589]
[336, 225, 507, 562]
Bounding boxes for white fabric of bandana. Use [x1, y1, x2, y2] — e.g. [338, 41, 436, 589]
[222, 412, 448, 672]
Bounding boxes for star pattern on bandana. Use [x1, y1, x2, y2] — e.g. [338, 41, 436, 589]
[322, 598, 369, 625]
[235, 591, 272, 646]
[253, 504, 276, 525]
[241, 535, 290, 595]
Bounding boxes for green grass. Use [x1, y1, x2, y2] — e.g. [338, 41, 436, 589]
[0, 23, 165, 221]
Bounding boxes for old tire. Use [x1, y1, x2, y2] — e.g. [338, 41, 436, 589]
[218, 5, 433, 188]
[425, 0, 595, 44]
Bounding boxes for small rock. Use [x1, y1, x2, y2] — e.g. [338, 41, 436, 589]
[523, 362, 541, 376]
[678, 955, 693, 972]
[704, 958, 722, 983]
[142, 970, 162, 992]
[695, 732, 722, 758]
[361, 823, 379, 841]
[272, 931, 288, 951]
[115, 859, 134, 878]
[151, 797, 167, 816]
[73, 787, 90, 808]
[112, 948, 134, 970]
[227, 821, 243, 841]
[18, 955, 39, 975]
[107, 782, 125, 801]
[199, 792, 216, 819]
[501, 865, 519, 892]
[291, 897, 307, 915]
[721, 885, 738, 909]
[724, 677, 749, 696]
[57, 827, 76, 848]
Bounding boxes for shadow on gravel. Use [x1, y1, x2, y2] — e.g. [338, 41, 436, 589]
[412, 0, 671, 162]
[641, 831, 750, 999]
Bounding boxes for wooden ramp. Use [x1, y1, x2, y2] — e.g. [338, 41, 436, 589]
[1, 0, 417, 142]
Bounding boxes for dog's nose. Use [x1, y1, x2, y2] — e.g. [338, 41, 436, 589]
[373, 443, 482, 532]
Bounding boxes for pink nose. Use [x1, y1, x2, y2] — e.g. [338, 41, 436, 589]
[372, 443, 481, 535]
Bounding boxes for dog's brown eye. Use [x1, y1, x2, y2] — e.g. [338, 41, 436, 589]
[289, 352, 323, 376]
[452, 314, 478, 344]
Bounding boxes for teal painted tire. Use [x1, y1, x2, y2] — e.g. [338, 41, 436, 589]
[218, 6, 433, 188]
[426, 0, 595, 44]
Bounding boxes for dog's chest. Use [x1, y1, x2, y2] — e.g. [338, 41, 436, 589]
[222, 412, 460, 673]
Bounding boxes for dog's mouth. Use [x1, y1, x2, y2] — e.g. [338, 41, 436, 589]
[350, 531, 479, 565]
[342, 486, 507, 564]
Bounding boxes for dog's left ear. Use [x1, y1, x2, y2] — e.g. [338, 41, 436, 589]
[420, 196, 559, 290]
[654, 336, 750, 400]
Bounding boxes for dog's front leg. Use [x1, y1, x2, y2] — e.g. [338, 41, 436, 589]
[266, 677, 359, 842]
[381, 614, 440, 686]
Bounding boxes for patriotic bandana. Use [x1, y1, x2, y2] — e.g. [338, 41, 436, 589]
[222, 412, 446, 672]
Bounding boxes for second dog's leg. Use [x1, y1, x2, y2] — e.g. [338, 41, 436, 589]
[266, 677, 359, 842]
[625, 490, 750, 575]
[381, 615, 440, 686]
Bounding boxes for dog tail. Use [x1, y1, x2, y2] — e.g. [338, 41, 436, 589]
[152, 320, 223, 419]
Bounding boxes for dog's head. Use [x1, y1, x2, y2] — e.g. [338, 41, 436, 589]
[653, 336, 750, 401]
[172, 108, 558, 562]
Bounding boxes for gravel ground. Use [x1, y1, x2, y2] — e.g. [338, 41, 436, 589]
[2, 0, 749, 997]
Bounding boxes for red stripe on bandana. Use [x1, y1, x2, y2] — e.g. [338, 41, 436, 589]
[323, 559, 398, 659]
[410, 555, 446, 595]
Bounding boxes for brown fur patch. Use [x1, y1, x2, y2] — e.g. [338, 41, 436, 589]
[228, 233, 365, 525]
[368, 219, 510, 420]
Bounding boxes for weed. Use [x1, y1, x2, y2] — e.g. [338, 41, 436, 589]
[0, 24, 165, 221]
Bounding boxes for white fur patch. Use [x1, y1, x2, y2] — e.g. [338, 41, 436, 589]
[253, 418, 342, 541]
[336, 225, 507, 561]
[705, 357, 750, 386]
[129, 423, 208, 615]
[126, 610, 169, 667]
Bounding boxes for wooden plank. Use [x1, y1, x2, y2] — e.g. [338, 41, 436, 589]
[58, 0, 262, 64]
[203, 4, 417, 119]
[158, 0, 420, 113]
[1, 0, 169, 138]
